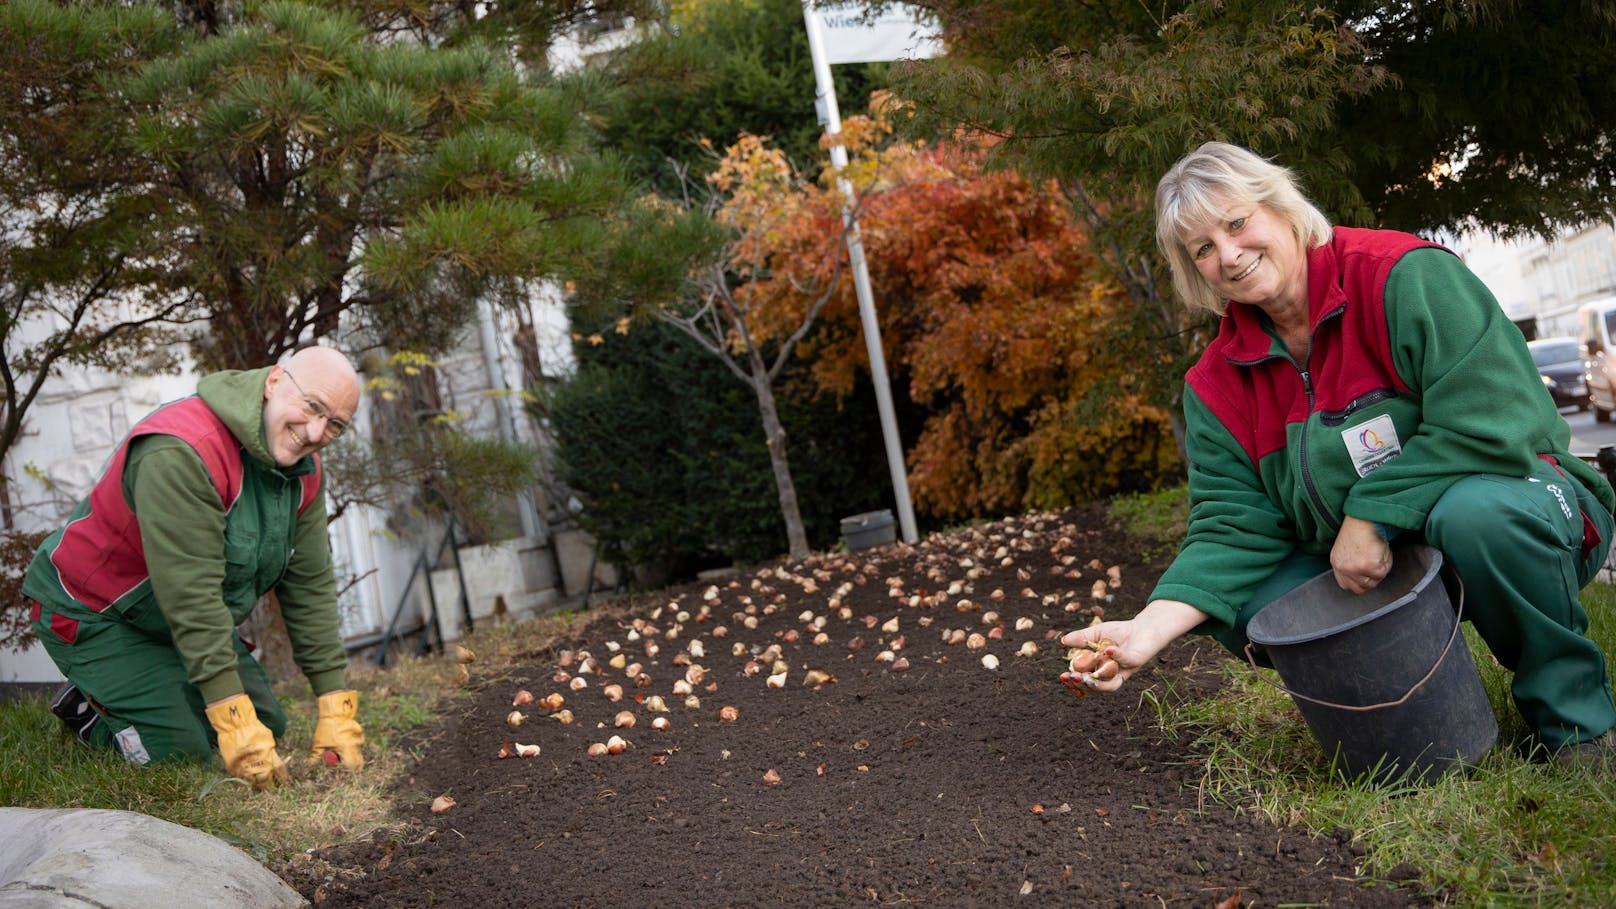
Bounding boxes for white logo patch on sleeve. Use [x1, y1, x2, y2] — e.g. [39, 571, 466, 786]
[115, 726, 152, 765]
[1342, 414, 1403, 477]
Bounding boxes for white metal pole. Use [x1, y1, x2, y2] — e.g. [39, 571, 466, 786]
[801, 0, 919, 544]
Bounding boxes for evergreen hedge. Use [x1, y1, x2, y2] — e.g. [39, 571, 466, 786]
[546, 320, 893, 579]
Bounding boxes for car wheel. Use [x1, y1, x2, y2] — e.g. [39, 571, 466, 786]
[1598, 403, 1612, 424]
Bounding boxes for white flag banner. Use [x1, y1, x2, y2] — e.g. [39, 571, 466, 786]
[818, 1, 943, 64]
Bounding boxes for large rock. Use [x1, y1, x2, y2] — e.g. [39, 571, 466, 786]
[0, 808, 305, 909]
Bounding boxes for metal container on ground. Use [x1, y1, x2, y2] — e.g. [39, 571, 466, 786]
[1246, 544, 1497, 784]
[841, 509, 896, 551]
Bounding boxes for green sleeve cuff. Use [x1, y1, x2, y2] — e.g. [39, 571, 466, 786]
[307, 667, 347, 696]
[1148, 582, 1238, 634]
[197, 672, 246, 705]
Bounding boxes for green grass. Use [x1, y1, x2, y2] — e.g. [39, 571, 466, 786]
[0, 610, 585, 866]
[1107, 483, 1191, 560]
[5, 493, 1615, 904]
[1111, 483, 1616, 905]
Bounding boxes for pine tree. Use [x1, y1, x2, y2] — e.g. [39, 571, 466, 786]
[0, 2, 190, 476]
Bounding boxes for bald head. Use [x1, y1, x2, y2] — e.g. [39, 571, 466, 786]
[284, 345, 361, 413]
[263, 345, 362, 466]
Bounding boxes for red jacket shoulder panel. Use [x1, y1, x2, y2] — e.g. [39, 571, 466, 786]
[50, 398, 246, 612]
[1185, 229, 1446, 468]
[298, 455, 321, 516]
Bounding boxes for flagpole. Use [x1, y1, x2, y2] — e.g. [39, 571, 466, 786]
[801, 1, 919, 545]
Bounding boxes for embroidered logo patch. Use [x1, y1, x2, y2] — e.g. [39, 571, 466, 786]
[1342, 414, 1402, 477]
[115, 726, 151, 766]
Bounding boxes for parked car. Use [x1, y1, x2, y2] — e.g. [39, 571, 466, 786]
[1529, 336, 1589, 412]
[1578, 298, 1616, 421]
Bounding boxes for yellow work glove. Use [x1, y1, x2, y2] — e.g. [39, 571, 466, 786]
[310, 689, 366, 770]
[204, 694, 289, 791]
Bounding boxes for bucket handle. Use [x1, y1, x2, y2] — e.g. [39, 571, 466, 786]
[1242, 574, 1466, 713]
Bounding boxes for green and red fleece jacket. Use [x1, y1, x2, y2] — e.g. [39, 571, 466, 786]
[1151, 227, 1615, 633]
[24, 367, 348, 703]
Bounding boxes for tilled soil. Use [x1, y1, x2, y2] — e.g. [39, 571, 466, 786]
[283, 505, 1427, 908]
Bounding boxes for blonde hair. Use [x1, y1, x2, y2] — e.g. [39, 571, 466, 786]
[1154, 142, 1334, 315]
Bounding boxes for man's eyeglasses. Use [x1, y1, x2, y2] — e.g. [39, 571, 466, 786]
[281, 368, 349, 441]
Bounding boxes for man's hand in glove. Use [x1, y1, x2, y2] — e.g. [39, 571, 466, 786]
[310, 689, 366, 770]
[205, 694, 289, 791]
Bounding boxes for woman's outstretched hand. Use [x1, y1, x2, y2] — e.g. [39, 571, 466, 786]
[1058, 599, 1209, 695]
[1060, 621, 1147, 694]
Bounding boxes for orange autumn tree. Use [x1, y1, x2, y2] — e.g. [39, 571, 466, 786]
[752, 104, 1181, 520]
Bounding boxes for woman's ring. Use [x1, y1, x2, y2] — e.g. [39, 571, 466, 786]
[1361, 576, 1373, 585]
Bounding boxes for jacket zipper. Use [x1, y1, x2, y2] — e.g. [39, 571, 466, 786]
[1226, 304, 1346, 535]
[1319, 389, 1396, 426]
[1294, 367, 1340, 534]
[274, 473, 295, 587]
[1295, 305, 1346, 534]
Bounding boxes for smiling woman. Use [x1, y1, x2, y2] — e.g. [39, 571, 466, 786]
[1063, 140, 1616, 771]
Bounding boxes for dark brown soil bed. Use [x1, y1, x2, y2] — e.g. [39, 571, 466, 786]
[282, 505, 1427, 908]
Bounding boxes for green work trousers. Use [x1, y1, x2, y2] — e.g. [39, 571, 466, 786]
[1205, 458, 1616, 750]
[32, 604, 286, 766]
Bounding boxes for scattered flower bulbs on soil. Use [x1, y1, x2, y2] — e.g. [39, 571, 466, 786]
[471, 513, 1149, 829]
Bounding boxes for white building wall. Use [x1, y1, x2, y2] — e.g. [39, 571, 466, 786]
[1457, 231, 1534, 322]
[547, 15, 641, 72]
[1462, 221, 1616, 340]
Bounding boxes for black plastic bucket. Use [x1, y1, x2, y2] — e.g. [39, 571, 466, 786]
[1245, 545, 1497, 784]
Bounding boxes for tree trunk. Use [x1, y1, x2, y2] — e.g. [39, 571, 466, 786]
[749, 352, 810, 562]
